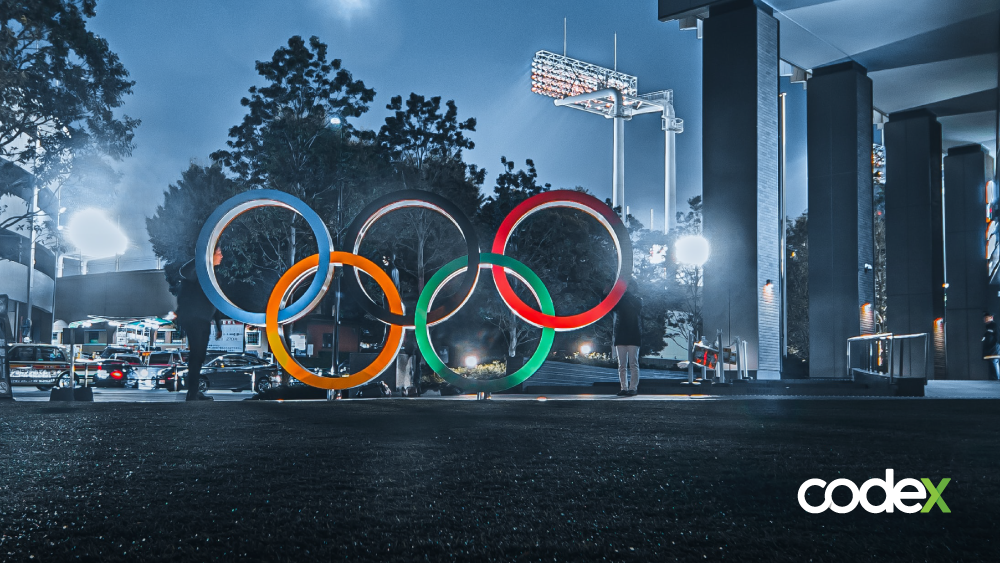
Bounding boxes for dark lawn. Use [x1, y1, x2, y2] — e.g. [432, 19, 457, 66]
[0, 399, 996, 562]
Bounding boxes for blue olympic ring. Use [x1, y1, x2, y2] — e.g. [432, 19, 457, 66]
[195, 189, 334, 326]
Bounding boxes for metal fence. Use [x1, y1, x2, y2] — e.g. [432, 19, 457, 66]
[846, 332, 929, 383]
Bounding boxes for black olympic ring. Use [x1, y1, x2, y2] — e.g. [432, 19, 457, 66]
[342, 190, 481, 327]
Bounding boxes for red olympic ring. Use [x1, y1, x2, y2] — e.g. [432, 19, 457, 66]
[490, 190, 633, 331]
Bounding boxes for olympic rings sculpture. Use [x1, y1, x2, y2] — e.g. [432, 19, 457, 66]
[195, 188, 632, 392]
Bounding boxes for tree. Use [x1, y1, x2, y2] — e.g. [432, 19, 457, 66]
[146, 164, 241, 293]
[377, 93, 477, 180]
[659, 196, 704, 351]
[873, 143, 886, 331]
[211, 35, 376, 272]
[475, 157, 551, 358]
[364, 93, 483, 300]
[785, 212, 809, 366]
[0, 0, 138, 232]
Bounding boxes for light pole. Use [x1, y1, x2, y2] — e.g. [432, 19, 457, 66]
[23, 176, 39, 342]
[328, 114, 345, 390]
[49, 200, 67, 343]
[675, 235, 709, 385]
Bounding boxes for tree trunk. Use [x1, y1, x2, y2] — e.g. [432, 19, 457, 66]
[416, 231, 426, 295]
[508, 320, 518, 358]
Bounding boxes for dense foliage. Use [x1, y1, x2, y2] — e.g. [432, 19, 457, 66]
[0, 0, 138, 232]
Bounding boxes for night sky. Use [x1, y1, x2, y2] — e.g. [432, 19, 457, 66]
[88, 0, 808, 264]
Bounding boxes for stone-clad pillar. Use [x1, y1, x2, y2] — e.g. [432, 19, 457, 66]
[701, 0, 781, 378]
[884, 109, 944, 379]
[944, 144, 995, 379]
[806, 61, 875, 378]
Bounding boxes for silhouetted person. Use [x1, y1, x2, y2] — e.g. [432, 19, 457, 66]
[175, 247, 224, 401]
[612, 280, 642, 396]
[983, 312, 999, 380]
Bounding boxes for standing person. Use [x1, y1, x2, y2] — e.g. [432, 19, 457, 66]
[175, 247, 224, 401]
[983, 312, 1000, 380]
[612, 279, 643, 396]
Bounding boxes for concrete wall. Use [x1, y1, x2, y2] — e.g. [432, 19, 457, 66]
[944, 144, 995, 379]
[53, 269, 176, 323]
[702, 0, 781, 378]
[806, 61, 875, 378]
[1, 228, 57, 343]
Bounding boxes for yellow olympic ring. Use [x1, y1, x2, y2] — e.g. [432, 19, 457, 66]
[265, 251, 404, 390]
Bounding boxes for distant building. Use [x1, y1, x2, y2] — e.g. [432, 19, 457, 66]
[0, 160, 59, 343]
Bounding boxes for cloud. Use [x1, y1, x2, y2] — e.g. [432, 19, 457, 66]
[312, 0, 374, 21]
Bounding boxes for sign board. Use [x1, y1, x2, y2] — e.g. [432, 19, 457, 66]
[290, 334, 307, 356]
[207, 319, 245, 353]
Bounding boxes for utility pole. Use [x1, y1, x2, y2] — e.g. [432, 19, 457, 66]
[24, 164, 39, 343]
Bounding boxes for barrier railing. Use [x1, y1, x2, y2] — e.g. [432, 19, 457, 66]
[846, 332, 928, 384]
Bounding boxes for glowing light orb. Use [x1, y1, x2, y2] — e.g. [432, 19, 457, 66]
[65, 209, 128, 259]
[464, 355, 478, 368]
[580, 344, 592, 355]
[675, 235, 709, 266]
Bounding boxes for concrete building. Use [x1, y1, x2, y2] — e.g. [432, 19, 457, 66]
[658, 0, 999, 378]
[0, 160, 59, 344]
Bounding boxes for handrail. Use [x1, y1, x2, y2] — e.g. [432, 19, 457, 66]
[846, 332, 928, 383]
[847, 332, 893, 342]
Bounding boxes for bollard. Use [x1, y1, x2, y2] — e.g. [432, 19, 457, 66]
[685, 331, 695, 385]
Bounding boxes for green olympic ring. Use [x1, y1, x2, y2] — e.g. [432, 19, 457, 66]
[415, 252, 555, 393]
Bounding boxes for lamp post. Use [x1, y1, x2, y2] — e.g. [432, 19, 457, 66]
[328, 114, 345, 395]
[49, 197, 67, 343]
[22, 173, 40, 343]
[675, 235, 709, 384]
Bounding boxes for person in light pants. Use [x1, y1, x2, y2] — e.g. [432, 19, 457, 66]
[611, 279, 643, 396]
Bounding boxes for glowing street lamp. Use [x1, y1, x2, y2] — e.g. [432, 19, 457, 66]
[675, 235, 709, 267]
[464, 355, 478, 368]
[579, 343, 593, 355]
[65, 209, 128, 262]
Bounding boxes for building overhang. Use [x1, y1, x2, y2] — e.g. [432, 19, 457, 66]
[658, 0, 1000, 156]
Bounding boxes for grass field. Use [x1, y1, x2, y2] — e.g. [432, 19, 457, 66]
[0, 398, 996, 562]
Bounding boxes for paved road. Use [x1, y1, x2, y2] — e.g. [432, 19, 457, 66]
[9, 379, 1000, 402]
[0, 399, 996, 562]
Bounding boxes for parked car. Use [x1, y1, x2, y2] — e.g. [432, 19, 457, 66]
[177, 353, 277, 393]
[96, 346, 134, 359]
[89, 354, 139, 388]
[143, 350, 188, 390]
[285, 360, 350, 388]
[6, 344, 92, 389]
[98, 353, 139, 388]
[155, 351, 230, 391]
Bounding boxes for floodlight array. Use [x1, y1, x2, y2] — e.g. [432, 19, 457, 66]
[531, 50, 637, 100]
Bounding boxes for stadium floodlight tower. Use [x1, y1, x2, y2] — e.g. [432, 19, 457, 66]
[531, 50, 684, 231]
